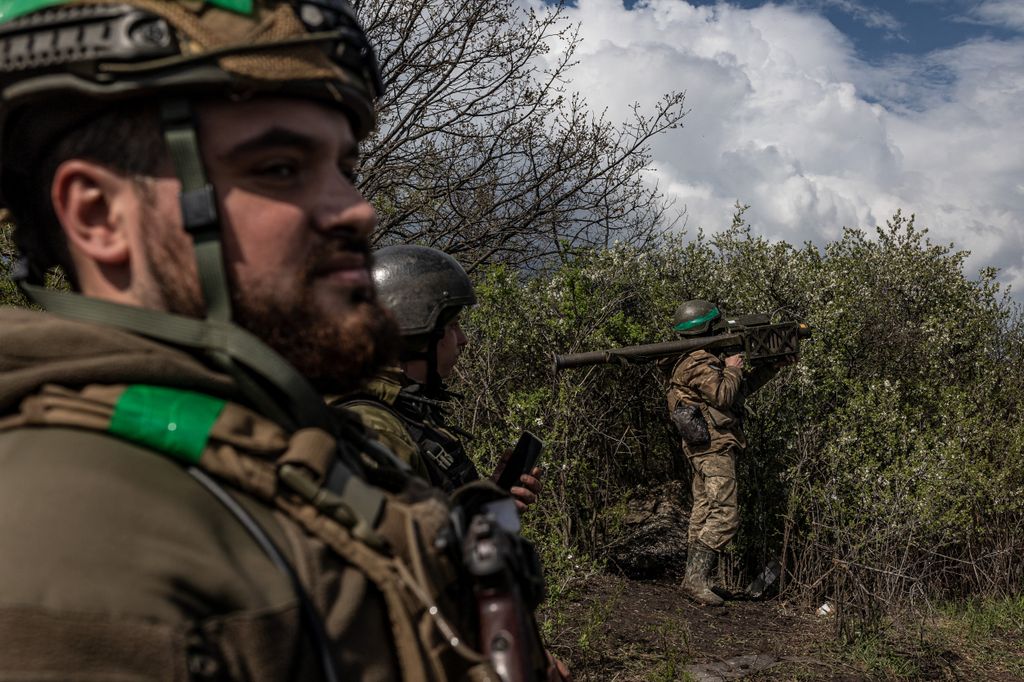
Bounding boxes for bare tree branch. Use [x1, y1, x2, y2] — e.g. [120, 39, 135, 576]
[355, 0, 688, 269]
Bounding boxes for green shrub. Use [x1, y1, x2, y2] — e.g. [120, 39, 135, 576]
[449, 209, 1024, 630]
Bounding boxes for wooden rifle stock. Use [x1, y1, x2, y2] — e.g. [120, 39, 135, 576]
[464, 511, 547, 681]
[553, 320, 812, 372]
[476, 590, 540, 681]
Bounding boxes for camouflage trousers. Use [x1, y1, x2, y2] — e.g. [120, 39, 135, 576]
[686, 446, 739, 551]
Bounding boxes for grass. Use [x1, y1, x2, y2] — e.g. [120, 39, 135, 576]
[836, 594, 1024, 679]
[930, 594, 1024, 676]
[648, 610, 694, 682]
[844, 632, 927, 678]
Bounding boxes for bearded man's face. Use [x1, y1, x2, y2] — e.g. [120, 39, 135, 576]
[139, 97, 396, 391]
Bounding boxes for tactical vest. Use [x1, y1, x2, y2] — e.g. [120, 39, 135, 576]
[0, 382, 499, 682]
[343, 376, 480, 494]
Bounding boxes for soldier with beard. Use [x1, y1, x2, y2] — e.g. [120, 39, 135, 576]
[0, 2, 525, 679]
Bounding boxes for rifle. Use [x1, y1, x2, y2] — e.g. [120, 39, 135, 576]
[463, 500, 548, 681]
[553, 314, 812, 371]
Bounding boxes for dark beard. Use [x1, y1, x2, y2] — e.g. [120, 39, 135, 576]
[144, 216, 397, 393]
[231, 281, 398, 395]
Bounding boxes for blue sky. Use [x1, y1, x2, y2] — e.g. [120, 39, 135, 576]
[677, 1, 1021, 58]
[542, 0, 1024, 293]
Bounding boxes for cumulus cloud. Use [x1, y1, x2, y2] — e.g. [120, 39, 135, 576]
[538, 0, 1024, 293]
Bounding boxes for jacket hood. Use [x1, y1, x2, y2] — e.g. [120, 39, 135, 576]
[0, 306, 238, 415]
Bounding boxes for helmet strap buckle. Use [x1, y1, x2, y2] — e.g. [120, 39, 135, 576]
[159, 97, 232, 323]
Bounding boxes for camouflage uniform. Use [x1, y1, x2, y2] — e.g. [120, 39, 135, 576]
[337, 369, 481, 494]
[667, 350, 778, 550]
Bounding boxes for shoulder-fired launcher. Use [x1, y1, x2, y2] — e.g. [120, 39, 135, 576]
[553, 314, 812, 372]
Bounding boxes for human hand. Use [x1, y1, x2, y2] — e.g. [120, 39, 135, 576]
[510, 466, 542, 513]
[724, 354, 745, 369]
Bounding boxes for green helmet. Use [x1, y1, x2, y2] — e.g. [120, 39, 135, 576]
[671, 300, 721, 336]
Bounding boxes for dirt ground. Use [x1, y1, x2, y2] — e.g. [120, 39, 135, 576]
[544, 572, 865, 681]
[545, 572, 1024, 681]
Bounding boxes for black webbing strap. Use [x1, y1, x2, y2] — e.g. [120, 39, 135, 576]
[159, 98, 232, 323]
[187, 467, 341, 682]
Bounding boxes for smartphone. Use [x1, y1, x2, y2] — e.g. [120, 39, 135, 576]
[492, 431, 544, 491]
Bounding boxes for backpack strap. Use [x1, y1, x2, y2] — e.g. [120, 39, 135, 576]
[187, 467, 341, 682]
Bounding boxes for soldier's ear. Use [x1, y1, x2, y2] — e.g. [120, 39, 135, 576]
[51, 159, 133, 269]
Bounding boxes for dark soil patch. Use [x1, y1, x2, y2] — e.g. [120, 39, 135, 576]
[544, 572, 861, 681]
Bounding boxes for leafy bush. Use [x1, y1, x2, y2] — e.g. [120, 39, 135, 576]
[449, 209, 1024, 630]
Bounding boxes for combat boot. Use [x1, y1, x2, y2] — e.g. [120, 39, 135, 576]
[683, 543, 724, 606]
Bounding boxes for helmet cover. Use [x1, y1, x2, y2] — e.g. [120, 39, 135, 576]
[0, 0, 383, 200]
[672, 299, 721, 336]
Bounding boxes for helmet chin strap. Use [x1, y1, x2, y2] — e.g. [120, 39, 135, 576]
[425, 328, 443, 397]
[399, 328, 445, 397]
[14, 96, 346, 446]
[159, 98, 232, 323]
[155, 97, 302, 427]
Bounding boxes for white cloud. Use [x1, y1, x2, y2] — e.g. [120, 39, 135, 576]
[539, 0, 1024, 294]
[802, 0, 904, 33]
[968, 0, 1024, 31]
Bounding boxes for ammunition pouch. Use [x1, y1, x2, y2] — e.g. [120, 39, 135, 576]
[420, 434, 480, 493]
[671, 404, 710, 446]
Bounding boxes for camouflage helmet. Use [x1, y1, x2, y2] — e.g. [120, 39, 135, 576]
[372, 245, 477, 338]
[0, 0, 382, 135]
[0, 0, 382, 319]
[0, 0, 382, 199]
[671, 300, 721, 336]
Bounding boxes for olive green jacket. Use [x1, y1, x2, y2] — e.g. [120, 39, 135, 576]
[0, 307, 495, 681]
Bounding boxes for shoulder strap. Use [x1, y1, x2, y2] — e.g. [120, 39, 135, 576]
[187, 468, 340, 682]
[18, 284, 332, 438]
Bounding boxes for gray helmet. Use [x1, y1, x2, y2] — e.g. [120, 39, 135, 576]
[672, 300, 721, 336]
[372, 245, 477, 338]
